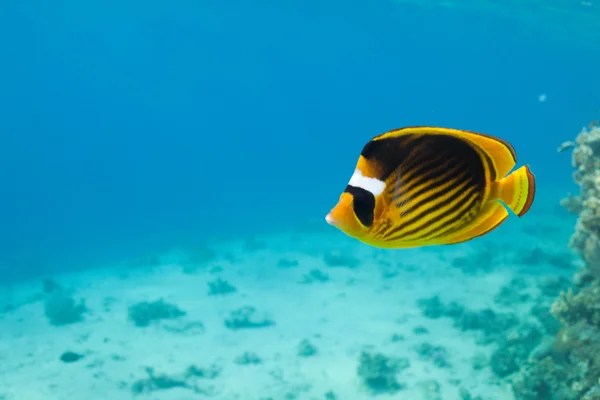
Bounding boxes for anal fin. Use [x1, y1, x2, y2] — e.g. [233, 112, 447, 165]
[437, 201, 509, 245]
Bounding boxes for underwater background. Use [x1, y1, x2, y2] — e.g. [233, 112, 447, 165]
[1, 0, 600, 399]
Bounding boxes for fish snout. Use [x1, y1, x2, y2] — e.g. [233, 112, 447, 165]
[326, 193, 356, 232]
[325, 213, 336, 226]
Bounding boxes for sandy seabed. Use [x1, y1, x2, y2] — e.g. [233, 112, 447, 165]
[0, 190, 577, 400]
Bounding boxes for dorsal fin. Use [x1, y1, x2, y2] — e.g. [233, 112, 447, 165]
[372, 126, 517, 179]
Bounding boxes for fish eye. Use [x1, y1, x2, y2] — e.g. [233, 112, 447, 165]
[349, 187, 375, 228]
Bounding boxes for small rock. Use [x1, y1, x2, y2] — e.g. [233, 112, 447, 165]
[323, 251, 360, 268]
[224, 306, 275, 330]
[208, 278, 237, 295]
[235, 352, 262, 365]
[414, 343, 451, 368]
[60, 351, 84, 363]
[390, 333, 406, 342]
[357, 351, 409, 394]
[128, 299, 186, 328]
[413, 326, 429, 335]
[297, 339, 318, 357]
[277, 258, 299, 268]
[44, 291, 87, 326]
[301, 269, 329, 283]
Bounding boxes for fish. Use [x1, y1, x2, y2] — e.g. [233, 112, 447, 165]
[325, 126, 535, 248]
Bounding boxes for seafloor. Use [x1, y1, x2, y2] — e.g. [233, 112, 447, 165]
[0, 187, 578, 400]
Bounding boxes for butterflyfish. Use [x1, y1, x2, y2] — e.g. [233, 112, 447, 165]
[325, 126, 535, 248]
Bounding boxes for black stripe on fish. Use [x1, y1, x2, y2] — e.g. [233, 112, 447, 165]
[385, 167, 473, 238]
[390, 149, 451, 198]
[344, 185, 375, 228]
[424, 192, 482, 241]
[481, 151, 496, 181]
[398, 184, 481, 241]
[383, 135, 486, 241]
[392, 157, 461, 205]
[377, 158, 461, 239]
[360, 135, 427, 181]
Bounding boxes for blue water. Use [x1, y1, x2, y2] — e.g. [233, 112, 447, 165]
[0, 1, 599, 398]
[1, 0, 598, 278]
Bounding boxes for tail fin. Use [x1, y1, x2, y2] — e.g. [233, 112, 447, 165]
[496, 165, 536, 217]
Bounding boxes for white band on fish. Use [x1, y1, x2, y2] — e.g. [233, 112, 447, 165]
[348, 169, 386, 196]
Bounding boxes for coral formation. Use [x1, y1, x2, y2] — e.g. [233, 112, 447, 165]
[186, 364, 221, 379]
[356, 351, 410, 394]
[244, 236, 267, 251]
[297, 339, 318, 357]
[182, 243, 216, 274]
[412, 325, 429, 335]
[450, 244, 498, 273]
[417, 295, 519, 345]
[276, 258, 299, 268]
[417, 380, 442, 400]
[128, 299, 186, 327]
[300, 269, 329, 283]
[162, 320, 205, 335]
[494, 277, 531, 306]
[234, 352, 262, 365]
[324, 391, 337, 399]
[323, 251, 360, 268]
[224, 306, 275, 330]
[563, 126, 600, 280]
[390, 333, 406, 342]
[504, 125, 600, 399]
[459, 387, 484, 400]
[414, 342, 452, 368]
[489, 324, 542, 378]
[130, 365, 219, 395]
[207, 278, 237, 295]
[516, 247, 575, 270]
[43, 282, 87, 326]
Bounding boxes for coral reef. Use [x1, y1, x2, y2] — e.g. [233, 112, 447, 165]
[504, 125, 600, 399]
[562, 125, 600, 279]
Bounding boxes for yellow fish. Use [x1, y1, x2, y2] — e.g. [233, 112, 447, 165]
[325, 126, 535, 248]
